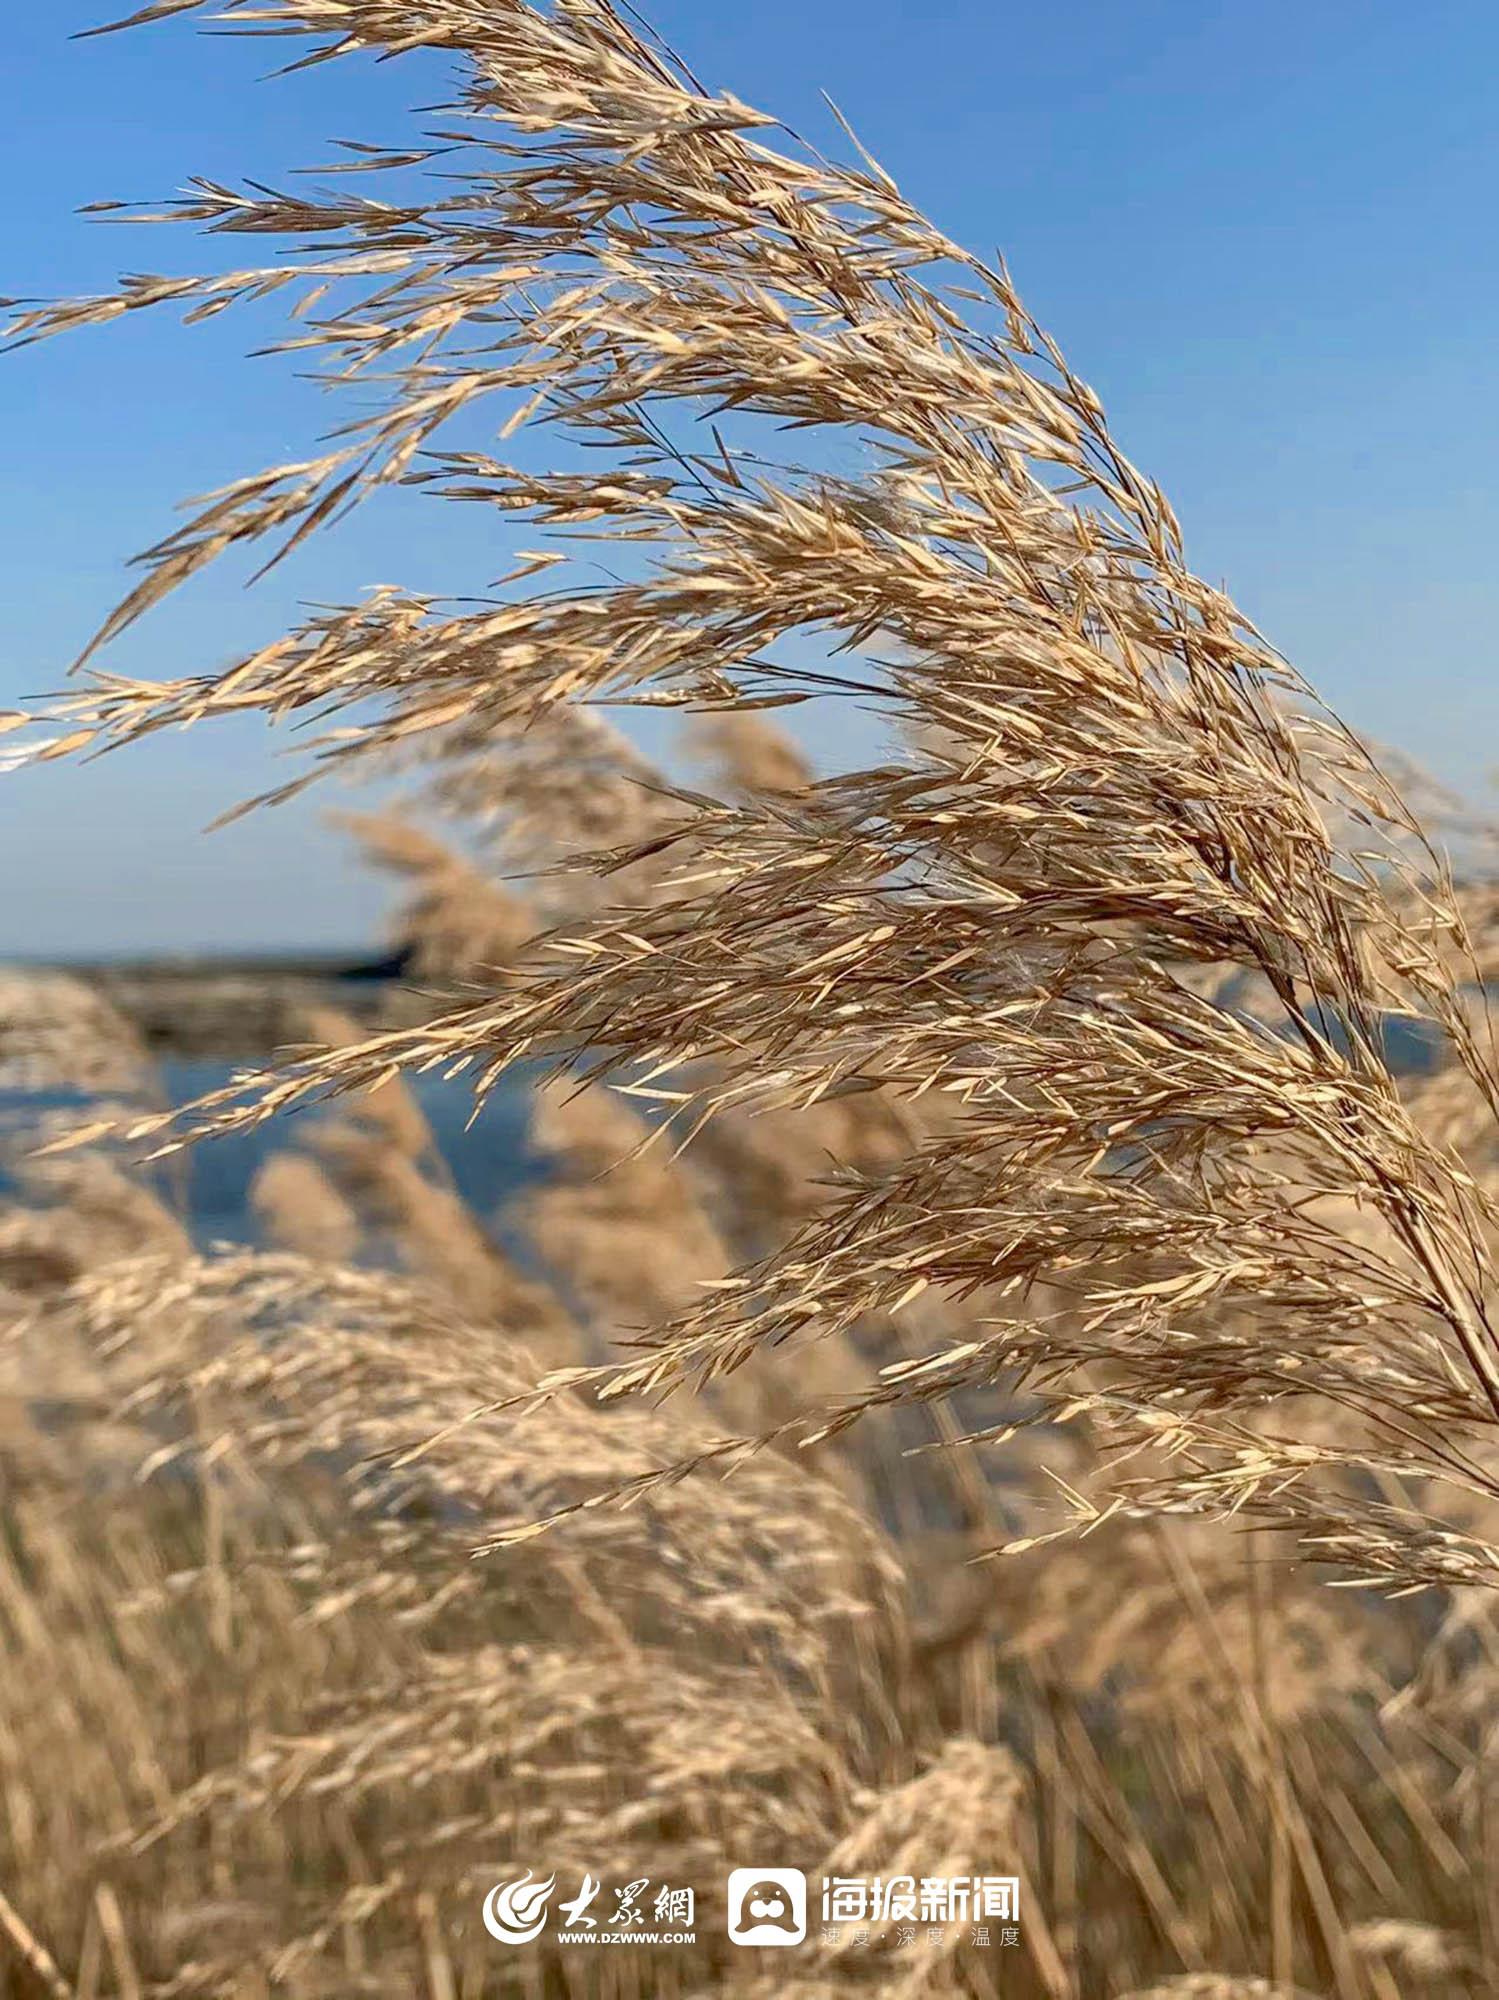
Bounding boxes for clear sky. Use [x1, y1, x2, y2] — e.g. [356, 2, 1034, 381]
[4, 1, 1499, 955]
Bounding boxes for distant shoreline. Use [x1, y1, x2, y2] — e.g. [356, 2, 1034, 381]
[12, 948, 404, 978]
[15, 952, 416, 1057]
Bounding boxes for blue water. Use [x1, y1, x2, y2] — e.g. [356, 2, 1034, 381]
[160, 1058, 550, 1249]
[0, 1059, 548, 1252]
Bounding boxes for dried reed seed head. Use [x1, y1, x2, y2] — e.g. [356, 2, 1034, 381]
[249, 1149, 361, 1266]
[683, 709, 815, 800]
[1347, 1920, 1469, 1979]
[50, 1250, 909, 1690]
[1115, 1982, 1326, 2000]
[0, 970, 153, 1100]
[339, 809, 539, 986]
[517, 1080, 735, 1353]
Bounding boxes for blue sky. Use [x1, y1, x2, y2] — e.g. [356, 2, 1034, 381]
[4, 1, 1499, 953]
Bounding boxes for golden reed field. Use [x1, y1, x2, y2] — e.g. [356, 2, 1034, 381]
[3, 4, 1499, 1995]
